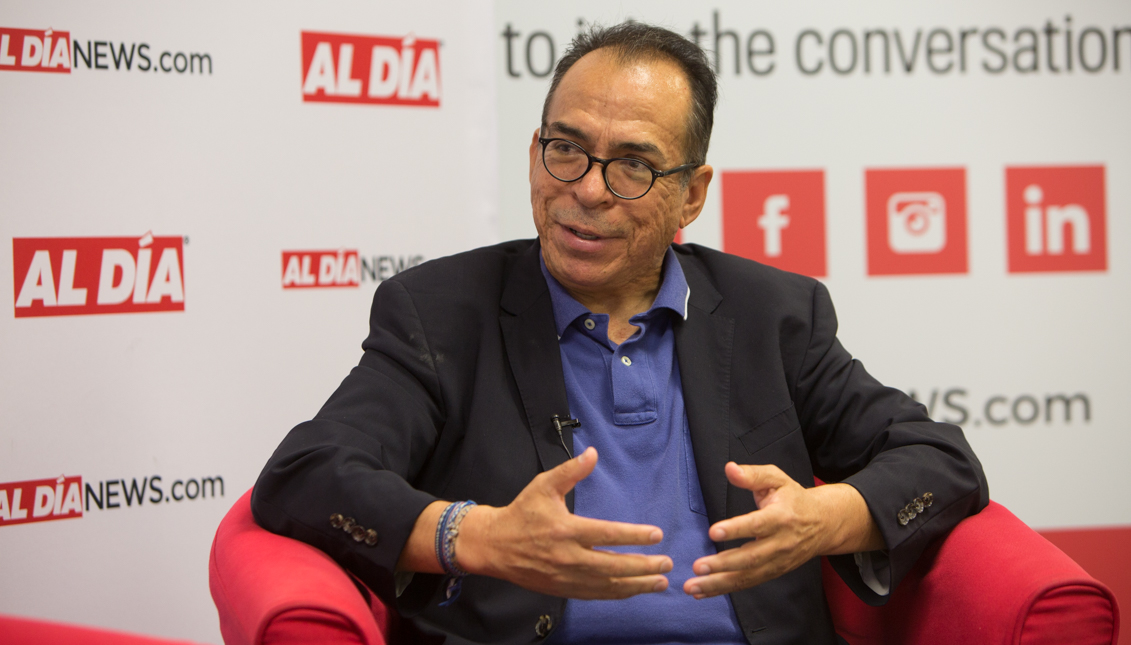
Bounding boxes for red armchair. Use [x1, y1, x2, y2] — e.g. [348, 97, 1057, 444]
[0, 614, 206, 645]
[210, 489, 1119, 645]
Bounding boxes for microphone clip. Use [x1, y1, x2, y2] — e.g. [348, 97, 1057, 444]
[551, 415, 581, 432]
[551, 415, 580, 459]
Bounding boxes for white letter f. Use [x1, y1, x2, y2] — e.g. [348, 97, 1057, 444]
[758, 195, 791, 257]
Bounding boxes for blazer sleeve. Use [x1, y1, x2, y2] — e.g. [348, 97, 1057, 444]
[794, 281, 989, 605]
[251, 278, 445, 604]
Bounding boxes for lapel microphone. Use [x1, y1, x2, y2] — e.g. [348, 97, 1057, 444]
[551, 415, 581, 459]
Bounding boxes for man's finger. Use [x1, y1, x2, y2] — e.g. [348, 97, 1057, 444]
[569, 574, 671, 601]
[683, 539, 789, 598]
[574, 547, 673, 578]
[724, 462, 790, 493]
[706, 506, 778, 542]
[571, 515, 664, 547]
[538, 446, 599, 497]
[692, 535, 779, 577]
[683, 568, 769, 599]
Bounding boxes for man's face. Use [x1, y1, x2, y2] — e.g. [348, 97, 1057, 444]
[530, 49, 712, 300]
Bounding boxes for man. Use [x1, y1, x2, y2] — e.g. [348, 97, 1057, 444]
[253, 22, 987, 644]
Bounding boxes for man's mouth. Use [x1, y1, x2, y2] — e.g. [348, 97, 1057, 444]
[568, 226, 600, 241]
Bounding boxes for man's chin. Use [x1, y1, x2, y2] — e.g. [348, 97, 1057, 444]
[543, 253, 617, 291]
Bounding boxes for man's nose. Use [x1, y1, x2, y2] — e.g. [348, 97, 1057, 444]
[573, 162, 614, 206]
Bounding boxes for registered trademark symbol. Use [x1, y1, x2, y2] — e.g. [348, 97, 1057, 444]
[183, 236, 190, 244]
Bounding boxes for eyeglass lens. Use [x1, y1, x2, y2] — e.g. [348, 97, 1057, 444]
[543, 139, 656, 199]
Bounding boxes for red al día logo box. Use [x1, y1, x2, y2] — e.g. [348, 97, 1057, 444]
[301, 31, 440, 106]
[282, 250, 361, 288]
[0, 27, 72, 73]
[12, 232, 185, 318]
[0, 476, 83, 527]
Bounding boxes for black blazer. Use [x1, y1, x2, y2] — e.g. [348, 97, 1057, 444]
[253, 239, 988, 645]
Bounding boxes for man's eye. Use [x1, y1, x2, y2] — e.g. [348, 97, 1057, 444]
[552, 142, 580, 155]
[618, 159, 653, 178]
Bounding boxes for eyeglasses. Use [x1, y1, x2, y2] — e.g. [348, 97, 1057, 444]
[538, 137, 699, 200]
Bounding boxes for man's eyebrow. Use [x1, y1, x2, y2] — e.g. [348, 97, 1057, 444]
[613, 139, 664, 159]
[547, 122, 590, 143]
[547, 121, 667, 161]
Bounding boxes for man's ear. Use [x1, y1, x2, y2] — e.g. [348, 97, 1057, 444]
[528, 128, 541, 183]
[679, 164, 714, 229]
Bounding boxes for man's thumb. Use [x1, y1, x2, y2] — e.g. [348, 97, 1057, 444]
[542, 446, 598, 496]
[725, 462, 788, 493]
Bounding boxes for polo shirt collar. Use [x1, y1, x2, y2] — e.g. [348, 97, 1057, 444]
[540, 246, 691, 338]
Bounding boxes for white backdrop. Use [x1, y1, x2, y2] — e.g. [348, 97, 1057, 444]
[1, 1, 1127, 643]
[0, 1, 496, 642]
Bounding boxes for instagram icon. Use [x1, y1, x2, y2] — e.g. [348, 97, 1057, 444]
[888, 192, 947, 254]
[866, 168, 967, 276]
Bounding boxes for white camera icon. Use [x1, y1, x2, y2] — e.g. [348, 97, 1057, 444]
[887, 192, 947, 254]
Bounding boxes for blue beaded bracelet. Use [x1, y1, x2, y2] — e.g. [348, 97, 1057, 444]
[434, 500, 476, 606]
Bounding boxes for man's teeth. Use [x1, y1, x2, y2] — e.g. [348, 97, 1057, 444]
[570, 227, 599, 241]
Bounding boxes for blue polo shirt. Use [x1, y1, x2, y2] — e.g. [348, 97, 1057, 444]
[541, 249, 746, 645]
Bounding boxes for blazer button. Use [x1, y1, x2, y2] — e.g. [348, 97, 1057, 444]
[350, 526, 367, 542]
[341, 517, 356, 531]
[364, 529, 379, 546]
[535, 615, 553, 638]
[329, 513, 344, 528]
[897, 509, 911, 526]
[922, 492, 934, 507]
[911, 498, 925, 513]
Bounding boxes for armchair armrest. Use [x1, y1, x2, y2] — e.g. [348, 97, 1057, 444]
[823, 501, 1120, 645]
[209, 490, 390, 645]
[0, 614, 205, 645]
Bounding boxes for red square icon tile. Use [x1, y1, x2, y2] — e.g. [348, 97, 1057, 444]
[1006, 165, 1106, 273]
[866, 168, 968, 276]
[722, 170, 826, 277]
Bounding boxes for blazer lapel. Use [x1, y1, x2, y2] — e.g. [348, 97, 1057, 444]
[674, 255, 734, 526]
[499, 242, 577, 508]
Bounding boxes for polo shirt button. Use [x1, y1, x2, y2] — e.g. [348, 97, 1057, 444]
[584, 318, 596, 330]
[621, 356, 632, 366]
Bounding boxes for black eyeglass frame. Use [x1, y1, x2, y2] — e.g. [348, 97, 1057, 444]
[538, 137, 700, 200]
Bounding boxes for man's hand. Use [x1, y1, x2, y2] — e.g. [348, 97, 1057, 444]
[454, 446, 673, 599]
[683, 463, 884, 599]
